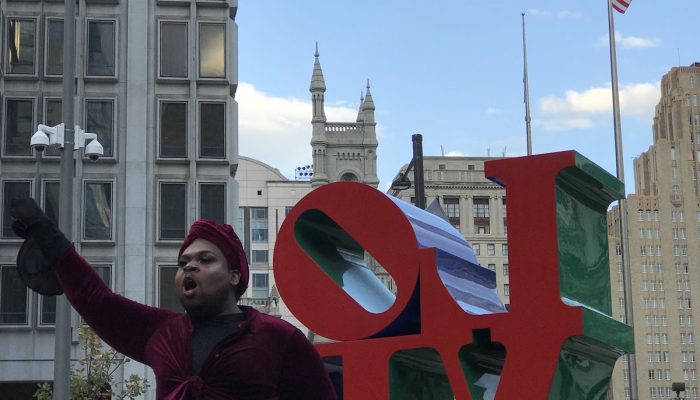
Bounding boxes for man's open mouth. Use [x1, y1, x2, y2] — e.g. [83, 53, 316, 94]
[183, 277, 198, 297]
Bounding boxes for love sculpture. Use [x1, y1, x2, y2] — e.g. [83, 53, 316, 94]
[274, 151, 634, 399]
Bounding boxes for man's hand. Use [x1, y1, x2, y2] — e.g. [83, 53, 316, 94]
[10, 197, 52, 239]
[10, 197, 71, 266]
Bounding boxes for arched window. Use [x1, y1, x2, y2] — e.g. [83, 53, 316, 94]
[340, 172, 358, 182]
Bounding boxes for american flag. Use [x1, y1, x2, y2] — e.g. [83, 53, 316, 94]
[611, 0, 632, 14]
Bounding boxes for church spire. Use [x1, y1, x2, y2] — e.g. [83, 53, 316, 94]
[356, 91, 365, 122]
[310, 42, 326, 123]
[309, 42, 326, 92]
[362, 79, 375, 123]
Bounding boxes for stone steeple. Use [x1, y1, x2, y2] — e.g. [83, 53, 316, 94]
[310, 43, 329, 185]
[362, 80, 375, 124]
[356, 92, 365, 122]
[309, 46, 378, 188]
[309, 42, 326, 122]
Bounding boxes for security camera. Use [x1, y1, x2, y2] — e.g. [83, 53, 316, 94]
[30, 130, 50, 153]
[85, 139, 104, 161]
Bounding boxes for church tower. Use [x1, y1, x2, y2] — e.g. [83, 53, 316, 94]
[309, 45, 379, 188]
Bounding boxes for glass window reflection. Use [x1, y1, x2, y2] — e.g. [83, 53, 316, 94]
[86, 20, 115, 76]
[198, 23, 225, 78]
[84, 181, 113, 240]
[7, 18, 36, 74]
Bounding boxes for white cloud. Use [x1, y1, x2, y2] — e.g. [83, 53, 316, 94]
[237, 82, 358, 178]
[537, 82, 660, 131]
[445, 151, 467, 157]
[526, 9, 581, 18]
[486, 107, 503, 115]
[527, 9, 554, 17]
[598, 32, 660, 49]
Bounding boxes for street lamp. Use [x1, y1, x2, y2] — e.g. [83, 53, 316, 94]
[672, 382, 686, 399]
[32, 123, 104, 160]
[29, 122, 103, 400]
[390, 133, 425, 209]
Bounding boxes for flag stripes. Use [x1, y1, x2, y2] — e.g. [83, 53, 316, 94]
[611, 0, 632, 14]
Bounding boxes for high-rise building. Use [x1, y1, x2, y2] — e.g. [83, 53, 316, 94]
[391, 156, 510, 304]
[609, 63, 700, 400]
[0, 1, 239, 397]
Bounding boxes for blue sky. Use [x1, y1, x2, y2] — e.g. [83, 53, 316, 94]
[236, 0, 700, 193]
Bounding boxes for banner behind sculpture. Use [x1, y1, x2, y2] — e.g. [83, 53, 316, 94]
[274, 151, 634, 399]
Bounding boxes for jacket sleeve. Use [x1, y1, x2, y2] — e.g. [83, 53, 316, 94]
[53, 247, 174, 364]
[279, 329, 338, 400]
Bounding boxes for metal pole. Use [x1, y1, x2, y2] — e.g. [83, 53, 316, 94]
[607, 1, 637, 398]
[412, 134, 425, 209]
[54, 0, 76, 398]
[522, 12, 532, 156]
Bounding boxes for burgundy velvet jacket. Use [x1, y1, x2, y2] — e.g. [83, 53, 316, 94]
[54, 247, 337, 400]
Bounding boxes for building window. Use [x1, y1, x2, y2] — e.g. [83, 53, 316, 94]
[4, 98, 34, 156]
[159, 21, 188, 78]
[251, 273, 269, 298]
[474, 224, 490, 235]
[199, 182, 225, 224]
[43, 98, 63, 157]
[340, 172, 358, 182]
[472, 244, 480, 256]
[159, 101, 187, 158]
[85, 99, 114, 158]
[199, 102, 226, 159]
[6, 18, 37, 75]
[473, 197, 490, 217]
[285, 206, 293, 216]
[2, 181, 31, 238]
[251, 250, 268, 264]
[473, 197, 490, 234]
[503, 283, 510, 297]
[487, 263, 496, 272]
[45, 18, 64, 76]
[0, 265, 28, 325]
[487, 244, 495, 256]
[160, 182, 187, 240]
[502, 263, 509, 276]
[443, 197, 460, 227]
[42, 180, 60, 225]
[83, 181, 113, 241]
[502, 244, 508, 256]
[198, 23, 225, 78]
[251, 207, 268, 242]
[86, 20, 116, 77]
[40, 264, 111, 325]
[158, 265, 184, 312]
[672, 185, 682, 201]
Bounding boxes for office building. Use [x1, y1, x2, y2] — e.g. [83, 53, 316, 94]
[390, 156, 510, 304]
[609, 63, 700, 400]
[0, 1, 239, 397]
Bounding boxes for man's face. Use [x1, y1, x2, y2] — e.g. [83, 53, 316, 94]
[175, 238, 241, 318]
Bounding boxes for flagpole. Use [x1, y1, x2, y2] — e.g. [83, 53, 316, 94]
[521, 12, 532, 156]
[608, 1, 638, 399]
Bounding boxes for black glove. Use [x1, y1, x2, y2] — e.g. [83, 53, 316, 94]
[10, 198, 71, 266]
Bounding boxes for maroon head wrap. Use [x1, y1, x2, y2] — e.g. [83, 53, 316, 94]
[178, 219, 249, 298]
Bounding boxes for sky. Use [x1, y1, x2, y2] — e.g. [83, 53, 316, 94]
[236, 0, 700, 193]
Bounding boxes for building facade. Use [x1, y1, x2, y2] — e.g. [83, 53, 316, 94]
[234, 156, 314, 333]
[0, 1, 239, 398]
[309, 46, 379, 188]
[609, 63, 700, 400]
[391, 156, 510, 304]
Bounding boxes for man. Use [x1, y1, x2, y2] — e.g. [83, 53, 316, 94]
[11, 198, 337, 400]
